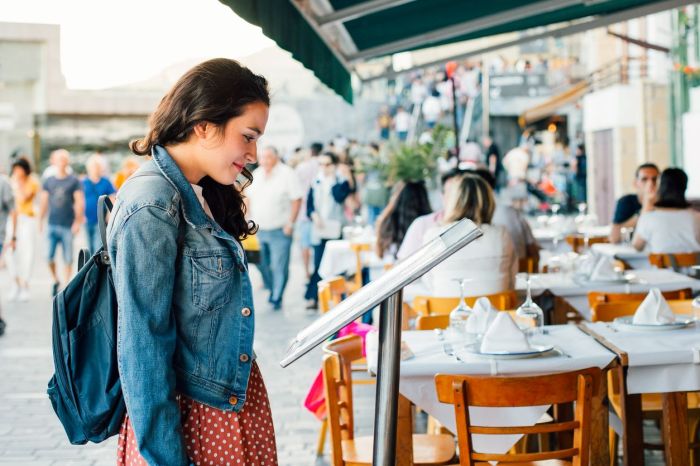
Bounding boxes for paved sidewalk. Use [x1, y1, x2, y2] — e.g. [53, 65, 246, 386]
[0, 242, 375, 466]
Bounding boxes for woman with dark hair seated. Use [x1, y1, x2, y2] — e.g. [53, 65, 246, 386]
[633, 167, 700, 253]
[375, 181, 432, 260]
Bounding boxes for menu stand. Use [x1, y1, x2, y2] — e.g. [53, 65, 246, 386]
[280, 219, 483, 465]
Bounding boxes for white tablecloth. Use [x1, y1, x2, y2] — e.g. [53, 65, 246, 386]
[366, 326, 615, 453]
[517, 269, 700, 320]
[317, 240, 382, 279]
[591, 243, 651, 270]
[585, 322, 700, 394]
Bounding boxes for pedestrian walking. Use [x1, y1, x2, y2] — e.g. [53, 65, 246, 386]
[6, 158, 39, 302]
[82, 155, 115, 254]
[247, 146, 303, 310]
[109, 58, 277, 465]
[0, 167, 13, 332]
[38, 149, 84, 295]
[304, 152, 351, 309]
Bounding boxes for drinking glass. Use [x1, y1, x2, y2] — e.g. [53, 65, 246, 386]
[448, 278, 473, 338]
[516, 274, 544, 338]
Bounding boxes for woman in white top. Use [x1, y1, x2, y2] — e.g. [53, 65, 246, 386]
[633, 167, 700, 253]
[421, 173, 517, 297]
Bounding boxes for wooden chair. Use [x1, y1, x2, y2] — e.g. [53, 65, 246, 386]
[590, 301, 700, 465]
[319, 276, 349, 313]
[648, 252, 700, 271]
[413, 291, 518, 316]
[565, 234, 608, 253]
[587, 287, 692, 312]
[415, 312, 534, 331]
[435, 368, 600, 466]
[347, 243, 371, 294]
[519, 255, 540, 274]
[591, 298, 694, 323]
[322, 335, 455, 465]
[316, 276, 374, 456]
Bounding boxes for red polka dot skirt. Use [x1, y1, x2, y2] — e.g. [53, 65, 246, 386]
[117, 362, 277, 465]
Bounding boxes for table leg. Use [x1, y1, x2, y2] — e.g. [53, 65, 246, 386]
[618, 365, 644, 466]
[590, 371, 611, 466]
[663, 392, 689, 466]
[395, 394, 414, 466]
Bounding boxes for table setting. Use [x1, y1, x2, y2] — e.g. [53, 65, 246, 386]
[366, 299, 615, 453]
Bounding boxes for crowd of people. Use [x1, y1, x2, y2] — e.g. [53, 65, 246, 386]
[0, 149, 142, 306]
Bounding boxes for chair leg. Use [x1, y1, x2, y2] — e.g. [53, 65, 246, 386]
[316, 418, 328, 456]
[609, 427, 618, 466]
[689, 414, 700, 466]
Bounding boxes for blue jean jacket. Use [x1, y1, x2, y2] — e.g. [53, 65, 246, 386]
[107, 146, 255, 465]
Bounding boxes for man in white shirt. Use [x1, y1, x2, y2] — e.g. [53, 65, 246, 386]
[248, 146, 303, 310]
[394, 106, 411, 142]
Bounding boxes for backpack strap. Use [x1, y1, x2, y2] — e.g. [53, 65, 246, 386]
[97, 171, 188, 266]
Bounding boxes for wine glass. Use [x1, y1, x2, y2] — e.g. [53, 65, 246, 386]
[516, 274, 544, 338]
[449, 278, 473, 338]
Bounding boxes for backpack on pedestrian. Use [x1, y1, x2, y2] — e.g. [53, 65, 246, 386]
[46, 195, 124, 444]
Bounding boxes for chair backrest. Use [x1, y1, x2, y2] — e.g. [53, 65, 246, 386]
[350, 242, 371, 290]
[322, 335, 363, 466]
[435, 368, 600, 466]
[648, 252, 700, 270]
[565, 234, 608, 253]
[587, 287, 692, 310]
[318, 276, 347, 313]
[415, 311, 534, 330]
[518, 256, 539, 274]
[591, 299, 693, 322]
[413, 290, 517, 316]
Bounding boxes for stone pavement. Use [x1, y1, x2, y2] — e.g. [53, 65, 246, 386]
[0, 238, 376, 466]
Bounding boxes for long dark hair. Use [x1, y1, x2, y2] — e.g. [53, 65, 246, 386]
[655, 167, 690, 209]
[375, 181, 432, 258]
[130, 58, 270, 240]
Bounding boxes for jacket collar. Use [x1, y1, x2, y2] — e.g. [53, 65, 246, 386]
[152, 144, 219, 232]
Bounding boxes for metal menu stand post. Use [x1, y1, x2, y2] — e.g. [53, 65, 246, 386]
[280, 219, 483, 466]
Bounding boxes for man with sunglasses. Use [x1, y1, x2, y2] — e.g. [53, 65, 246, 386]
[609, 162, 659, 243]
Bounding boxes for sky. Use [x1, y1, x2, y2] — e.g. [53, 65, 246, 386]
[0, 0, 274, 89]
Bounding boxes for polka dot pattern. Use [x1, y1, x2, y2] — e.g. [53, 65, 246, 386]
[116, 362, 277, 465]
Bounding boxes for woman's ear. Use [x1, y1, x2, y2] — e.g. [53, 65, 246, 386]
[192, 121, 209, 140]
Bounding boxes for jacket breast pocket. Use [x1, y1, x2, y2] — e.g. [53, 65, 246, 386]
[190, 252, 234, 312]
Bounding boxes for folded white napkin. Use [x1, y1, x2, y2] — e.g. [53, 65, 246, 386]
[632, 288, 676, 324]
[466, 297, 498, 335]
[480, 312, 531, 353]
[589, 256, 619, 281]
[577, 252, 599, 277]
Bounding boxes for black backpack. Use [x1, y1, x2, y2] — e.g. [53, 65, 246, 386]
[47, 195, 124, 444]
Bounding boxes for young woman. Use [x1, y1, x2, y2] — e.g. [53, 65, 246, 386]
[633, 167, 700, 253]
[108, 58, 277, 465]
[6, 157, 39, 302]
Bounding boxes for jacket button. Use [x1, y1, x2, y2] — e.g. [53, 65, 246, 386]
[239, 353, 250, 363]
[241, 307, 251, 317]
[228, 396, 238, 405]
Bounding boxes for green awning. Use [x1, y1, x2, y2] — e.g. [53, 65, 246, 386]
[220, 0, 353, 103]
[220, 0, 689, 104]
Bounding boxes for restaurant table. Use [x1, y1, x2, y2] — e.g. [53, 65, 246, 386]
[317, 239, 382, 279]
[366, 325, 616, 465]
[580, 321, 700, 466]
[517, 269, 700, 321]
[591, 243, 651, 270]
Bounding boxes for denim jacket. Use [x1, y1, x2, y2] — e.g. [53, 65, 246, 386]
[107, 145, 255, 465]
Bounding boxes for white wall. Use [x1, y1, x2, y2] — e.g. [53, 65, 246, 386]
[582, 84, 640, 132]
